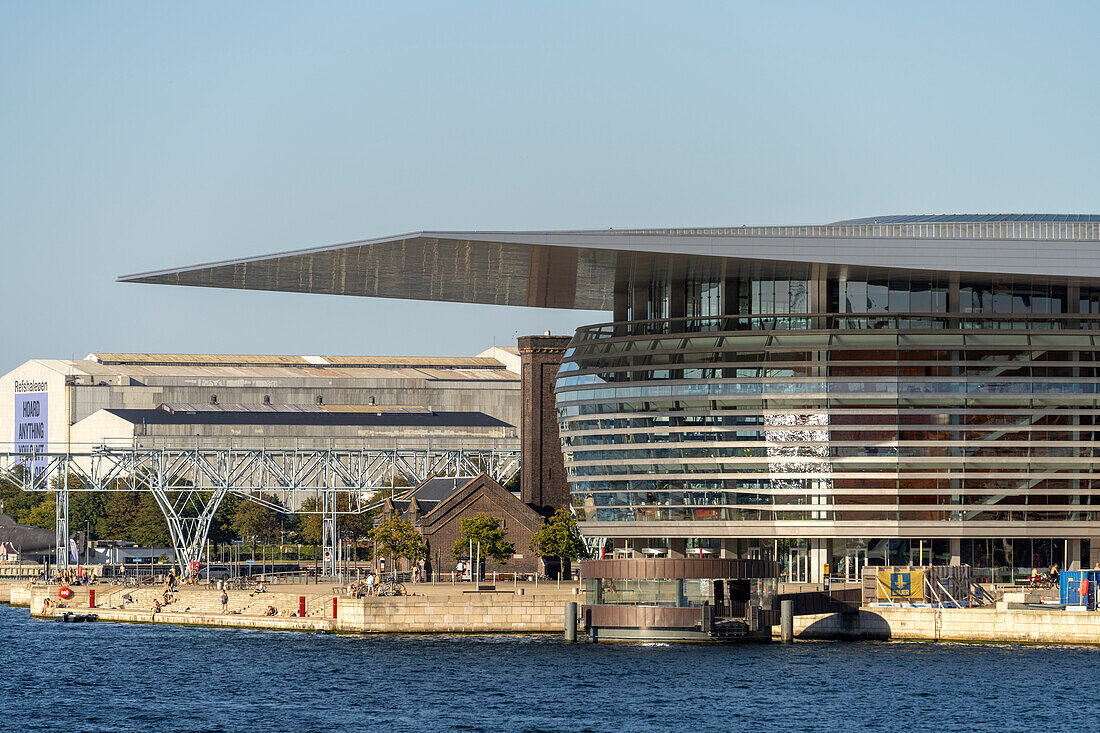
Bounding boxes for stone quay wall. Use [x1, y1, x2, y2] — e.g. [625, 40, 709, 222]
[2, 581, 575, 635]
[337, 594, 567, 633]
[794, 606, 1100, 645]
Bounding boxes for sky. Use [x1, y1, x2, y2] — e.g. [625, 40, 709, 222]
[1, 2, 1098, 373]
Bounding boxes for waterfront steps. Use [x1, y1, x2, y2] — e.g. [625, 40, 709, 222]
[2, 580, 578, 634]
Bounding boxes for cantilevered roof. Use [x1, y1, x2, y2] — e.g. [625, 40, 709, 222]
[119, 217, 1100, 310]
[834, 214, 1100, 225]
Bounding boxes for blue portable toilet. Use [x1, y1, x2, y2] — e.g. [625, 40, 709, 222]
[1059, 570, 1100, 609]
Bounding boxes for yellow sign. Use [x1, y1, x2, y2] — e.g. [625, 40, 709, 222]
[876, 570, 925, 601]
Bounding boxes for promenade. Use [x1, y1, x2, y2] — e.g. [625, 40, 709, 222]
[7, 580, 1100, 643]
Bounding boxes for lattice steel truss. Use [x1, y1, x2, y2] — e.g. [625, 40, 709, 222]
[1, 446, 520, 577]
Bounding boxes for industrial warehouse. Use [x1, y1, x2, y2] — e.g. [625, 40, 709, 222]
[119, 213, 1100, 592]
[2, 349, 521, 453]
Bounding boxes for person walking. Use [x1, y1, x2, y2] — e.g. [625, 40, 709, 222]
[220, 589, 229, 614]
[366, 572, 376, 597]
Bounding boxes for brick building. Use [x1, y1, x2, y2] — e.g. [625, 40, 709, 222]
[383, 474, 545, 578]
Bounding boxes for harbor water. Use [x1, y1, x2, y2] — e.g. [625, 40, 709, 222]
[1, 604, 1095, 732]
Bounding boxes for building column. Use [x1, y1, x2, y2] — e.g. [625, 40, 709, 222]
[1069, 539, 1082, 570]
[668, 538, 686, 558]
[949, 539, 961, 566]
[719, 539, 736, 559]
[1090, 540, 1100, 569]
[810, 538, 828, 584]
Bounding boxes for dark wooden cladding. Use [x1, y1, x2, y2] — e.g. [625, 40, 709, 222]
[584, 604, 701, 630]
[581, 558, 779, 580]
[778, 588, 862, 616]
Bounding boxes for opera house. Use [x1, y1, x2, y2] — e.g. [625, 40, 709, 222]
[123, 213, 1100, 586]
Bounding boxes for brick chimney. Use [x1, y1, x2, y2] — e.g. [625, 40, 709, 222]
[518, 334, 572, 517]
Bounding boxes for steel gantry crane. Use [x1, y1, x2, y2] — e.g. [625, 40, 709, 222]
[0, 445, 520, 578]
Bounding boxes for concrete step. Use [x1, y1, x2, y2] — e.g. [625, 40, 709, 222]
[96, 588, 334, 617]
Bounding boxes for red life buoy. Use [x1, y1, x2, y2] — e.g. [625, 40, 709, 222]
[58, 586, 73, 600]
[1081, 578, 1089, 601]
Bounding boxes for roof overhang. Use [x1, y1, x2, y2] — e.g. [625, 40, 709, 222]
[119, 227, 1100, 310]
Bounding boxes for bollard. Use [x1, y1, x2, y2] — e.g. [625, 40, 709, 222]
[780, 599, 794, 643]
[565, 601, 578, 642]
[299, 595, 306, 617]
[332, 597, 338, 620]
[89, 588, 95, 609]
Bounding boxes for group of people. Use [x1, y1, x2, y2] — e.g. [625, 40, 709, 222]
[1028, 563, 1061, 586]
[347, 570, 412, 598]
[51, 567, 95, 586]
[349, 573, 380, 598]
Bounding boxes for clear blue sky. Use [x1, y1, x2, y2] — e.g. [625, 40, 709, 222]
[2, 2, 1097, 373]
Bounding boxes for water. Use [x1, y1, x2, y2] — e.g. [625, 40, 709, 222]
[2, 603, 1096, 733]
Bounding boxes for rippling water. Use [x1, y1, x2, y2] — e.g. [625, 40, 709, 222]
[2, 603, 1096, 732]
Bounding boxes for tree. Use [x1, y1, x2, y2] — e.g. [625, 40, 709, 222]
[0, 466, 50, 525]
[452, 514, 514, 564]
[370, 515, 427, 573]
[530, 509, 589, 564]
[232, 494, 283, 544]
[210, 493, 242, 545]
[101, 493, 145, 540]
[297, 496, 323, 546]
[24, 493, 56, 531]
[69, 490, 109, 540]
[130, 496, 172, 547]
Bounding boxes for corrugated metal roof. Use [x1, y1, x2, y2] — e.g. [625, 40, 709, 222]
[160, 402, 327, 413]
[104, 408, 513, 428]
[66, 362, 518, 381]
[88, 353, 506, 369]
[160, 402, 432, 414]
[323, 355, 502, 368]
[91, 353, 311, 366]
[322, 404, 431, 413]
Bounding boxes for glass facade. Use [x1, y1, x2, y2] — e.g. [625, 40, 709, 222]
[557, 269, 1100, 572]
[584, 576, 777, 619]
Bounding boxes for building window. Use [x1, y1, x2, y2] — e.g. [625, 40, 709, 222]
[648, 278, 669, 320]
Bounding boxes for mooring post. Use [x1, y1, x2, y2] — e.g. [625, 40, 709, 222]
[780, 599, 794, 643]
[565, 601, 577, 642]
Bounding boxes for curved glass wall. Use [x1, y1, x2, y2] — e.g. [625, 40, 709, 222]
[557, 274, 1100, 538]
